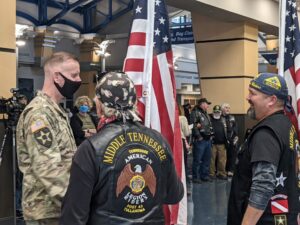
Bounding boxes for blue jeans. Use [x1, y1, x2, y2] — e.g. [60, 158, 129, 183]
[192, 139, 212, 179]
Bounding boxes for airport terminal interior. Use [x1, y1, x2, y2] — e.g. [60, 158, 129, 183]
[0, 0, 295, 224]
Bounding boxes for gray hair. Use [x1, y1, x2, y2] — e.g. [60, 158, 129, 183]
[221, 103, 230, 110]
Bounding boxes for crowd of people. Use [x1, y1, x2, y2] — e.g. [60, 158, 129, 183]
[181, 99, 238, 184]
[14, 51, 300, 225]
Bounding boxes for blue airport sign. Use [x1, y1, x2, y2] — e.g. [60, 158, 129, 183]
[170, 27, 194, 44]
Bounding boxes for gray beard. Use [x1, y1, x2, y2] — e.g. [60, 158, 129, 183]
[247, 107, 256, 120]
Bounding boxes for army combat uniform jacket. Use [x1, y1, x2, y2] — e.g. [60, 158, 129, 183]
[17, 91, 77, 221]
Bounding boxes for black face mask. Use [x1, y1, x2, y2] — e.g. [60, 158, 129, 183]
[54, 72, 81, 98]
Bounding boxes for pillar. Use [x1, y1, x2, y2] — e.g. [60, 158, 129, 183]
[0, 0, 16, 223]
[0, 0, 16, 98]
[192, 13, 258, 136]
[76, 38, 102, 100]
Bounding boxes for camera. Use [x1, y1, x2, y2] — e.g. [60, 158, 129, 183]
[0, 88, 26, 125]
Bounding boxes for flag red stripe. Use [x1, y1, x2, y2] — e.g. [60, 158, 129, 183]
[129, 32, 146, 46]
[124, 59, 144, 72]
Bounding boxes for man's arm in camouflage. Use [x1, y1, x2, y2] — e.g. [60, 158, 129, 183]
[24, 111, 71, 205]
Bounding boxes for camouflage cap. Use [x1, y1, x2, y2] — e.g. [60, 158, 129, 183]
[213, 105, 221, 113]
[96, 71, 137, 110]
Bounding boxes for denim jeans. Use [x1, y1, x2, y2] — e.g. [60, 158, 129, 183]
[192, 139, 212, 179]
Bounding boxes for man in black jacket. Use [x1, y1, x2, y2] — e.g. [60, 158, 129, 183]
[227, 73, 300, 225]
[60, 72, 184, 225]
[190, 98, 213, 183]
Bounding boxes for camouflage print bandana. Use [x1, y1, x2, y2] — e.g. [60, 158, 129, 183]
[96, 72, 137, 110]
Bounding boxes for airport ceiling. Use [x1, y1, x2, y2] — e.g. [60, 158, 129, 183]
[16, 0, 283, 37]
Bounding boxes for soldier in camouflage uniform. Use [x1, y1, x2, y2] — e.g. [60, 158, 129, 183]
[17, 52, 81, 225]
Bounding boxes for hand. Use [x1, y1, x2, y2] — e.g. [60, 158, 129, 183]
[84, 129, 96, 137]
[88, 129, 97, 134]
[196, 123, 202, 128]
[233, 136, 239, 145]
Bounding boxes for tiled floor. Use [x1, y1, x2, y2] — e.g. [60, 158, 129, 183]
[187, 178, 231, 225]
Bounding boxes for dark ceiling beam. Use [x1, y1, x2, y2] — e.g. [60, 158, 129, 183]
[38, 0, 48, 25]
[16, 10, 39, 25]
[90, 0, 133, 33]
[56, 19, 83, 32]
[47, 0, 88, 26]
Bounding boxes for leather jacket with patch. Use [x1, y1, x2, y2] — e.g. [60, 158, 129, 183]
[190, 106, 213, 140]
[61, 121, 184, 225]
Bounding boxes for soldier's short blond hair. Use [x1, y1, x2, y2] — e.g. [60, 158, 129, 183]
[74, 96, 93, 108]
[43, 51, 79, 70]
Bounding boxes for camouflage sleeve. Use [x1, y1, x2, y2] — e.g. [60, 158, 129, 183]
[23, 110, 69, 204]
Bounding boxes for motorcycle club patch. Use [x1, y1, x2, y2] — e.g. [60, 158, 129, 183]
[113, 144, 160, 219]
[31, 119, 53, 148]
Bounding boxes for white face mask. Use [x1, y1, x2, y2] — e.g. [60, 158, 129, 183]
[213, 113, 221, 119]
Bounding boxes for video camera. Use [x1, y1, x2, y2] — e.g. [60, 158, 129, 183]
[0, 88, 26, 125]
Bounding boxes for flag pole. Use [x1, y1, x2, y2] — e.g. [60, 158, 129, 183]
[278, 0, 286, 77]
[143, 0, 155, 127]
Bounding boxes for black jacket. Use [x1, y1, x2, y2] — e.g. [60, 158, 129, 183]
[61, 120, 184, 225]
[227, 111, 300, 225]
[190, 106, 213, 140]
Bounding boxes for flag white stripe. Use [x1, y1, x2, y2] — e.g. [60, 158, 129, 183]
[295, 53, 300, 72]
[125, 45, 146, 59]
[177, 152, 188, 224]
[157, 54, 175, 131]
[150, 86, 161, 131]
[131, 19, 148, 33]
[285, 70, 297, 114]
[126, 72, 143, 85]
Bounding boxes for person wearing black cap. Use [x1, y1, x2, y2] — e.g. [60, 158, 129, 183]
[190, 97, 214, 183]
[60, 71, 184, 225]
[227, 73, 300, 225]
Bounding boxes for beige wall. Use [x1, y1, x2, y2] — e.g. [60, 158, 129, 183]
[0, 0, 16, 98]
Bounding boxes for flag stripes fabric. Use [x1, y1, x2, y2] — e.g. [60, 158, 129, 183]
[283, 0, 300, 137]
[123, 0, 187, 224]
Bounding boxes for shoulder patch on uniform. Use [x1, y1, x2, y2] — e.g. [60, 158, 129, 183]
[34, 127, 53, 148]
[31, 119, 47, 133]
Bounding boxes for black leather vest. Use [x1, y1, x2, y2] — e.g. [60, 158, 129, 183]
[228, 112, 300, 225]
[86, 121, 175, 225]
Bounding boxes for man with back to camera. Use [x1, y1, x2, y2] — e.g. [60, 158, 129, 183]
[60, 71, 184, 225]
[17, 52, 81, 225]
[227, 73, 300, 225]
[190, 98, 213, 183]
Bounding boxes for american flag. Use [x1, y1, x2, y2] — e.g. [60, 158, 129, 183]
[283, 0, 300, 137]
[123, 0, 187, 224]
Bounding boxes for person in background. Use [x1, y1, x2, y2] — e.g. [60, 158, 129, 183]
[183, 103, 192, 124]
[60, 71, 183, 225]
[70, 96, 97, 146]
[17, 51, 81, 225]
[221, 103, 238, 177]
[227, 73, 300, 225]
[190, 98, 213, 183]
[178, 104, 192, 185]
[209, 105, 228, 180]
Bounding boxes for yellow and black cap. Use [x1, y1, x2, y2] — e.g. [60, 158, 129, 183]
[249, 73, 288, 101]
